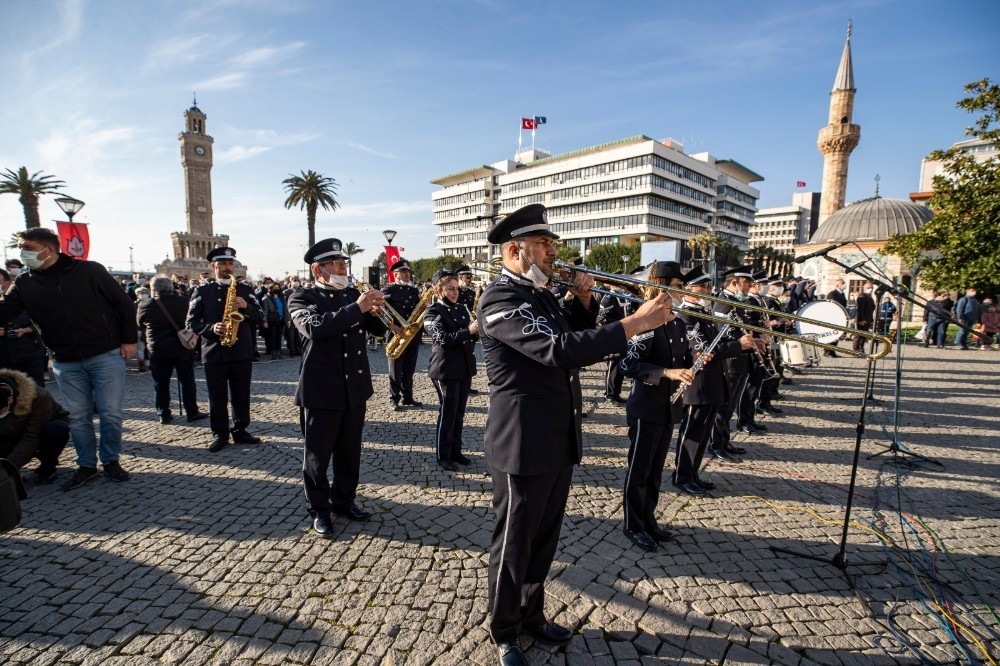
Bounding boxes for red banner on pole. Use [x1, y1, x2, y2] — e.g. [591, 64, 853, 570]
[56, 221, 90, 260]
[384, 245, 401, 283]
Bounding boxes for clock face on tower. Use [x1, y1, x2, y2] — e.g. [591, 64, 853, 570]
[194, 146, 206, 156]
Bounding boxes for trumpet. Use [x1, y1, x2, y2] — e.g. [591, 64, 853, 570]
[354, 279, 410, 331]
[551, 260, 893, 361]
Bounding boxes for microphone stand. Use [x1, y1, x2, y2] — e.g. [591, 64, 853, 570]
[815, 251, 944, 468]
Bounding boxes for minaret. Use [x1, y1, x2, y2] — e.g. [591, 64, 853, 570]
[817, 22, 861, 225]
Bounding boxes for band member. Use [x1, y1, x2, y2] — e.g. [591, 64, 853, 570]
[736, 271, 773, 431]
[424, 270, 478, 472]
[763, 276, 792, 392]
[674, 267, 759, 494]
[618, 261, 694, 551]
[186, 247, 264, 452]
[455, 265, 476, 312]
[710, 266, 756, 461]
[478, 203, 672, 665]
[288, 239, 387, 536]
[599, 287, 629, 403]
[383, 259, 423, 410]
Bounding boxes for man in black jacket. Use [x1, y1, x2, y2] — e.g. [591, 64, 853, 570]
[186, 247, 264, 452]
[0, 369, 69, 483]
[478, 204, 672, 665]
[137, 277, 207, 425]
[854, 281, 876, 353]
[824, 279, 847, 357]
[0, 228, 137, 491]
[383, 259, 424, 410]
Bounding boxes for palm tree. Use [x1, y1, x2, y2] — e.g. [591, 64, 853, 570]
[0, 167, 65, 229]
[344, 241, 364, 274]
[686, 231, 719, 267]
[282, 170, 340, 248]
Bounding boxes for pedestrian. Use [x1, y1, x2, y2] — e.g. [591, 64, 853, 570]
[137, 277, 207, 425]
[0, 228, 137, 491]
[953, 288, 980, 350]
[0, 269, 48, 386]
[853, 281, 876, 353]
[423, 270, 478, 472]
[824, 278, 847, 357]
[288, 239, 387, 536]
[878, 295, 897, 336]
[980, 301, 999, 350]
[261, 283, 289, 360]
[0, 369, 69, 483]
[923, 291, 951, 349]
[186, 247, 265, 452]
[477, 203, 672, 664]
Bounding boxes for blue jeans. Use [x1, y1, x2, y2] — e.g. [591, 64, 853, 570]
[954, 317, 976, 348]
[52, 349, 127, 468]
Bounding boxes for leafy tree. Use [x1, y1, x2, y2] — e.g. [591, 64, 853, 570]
[883, 77, 1000, 294]
[408, 255, 464, 282]
[0, 167, 65, 229]
[583, 241, 642, 274]
[686, 231, 718, 266]
[344, 241, 364, 274]
[282, 170, 339, 248]
[372, 251, 386, 269]
[555, 242, 581, 264]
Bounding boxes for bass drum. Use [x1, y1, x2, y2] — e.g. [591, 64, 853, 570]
[795, 300, 849, 344]
[779, 339, 808, 367]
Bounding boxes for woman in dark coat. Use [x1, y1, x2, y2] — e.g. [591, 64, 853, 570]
[423, 271, 478, 472]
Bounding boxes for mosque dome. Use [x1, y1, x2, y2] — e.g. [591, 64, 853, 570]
[808, 196, 933, 243]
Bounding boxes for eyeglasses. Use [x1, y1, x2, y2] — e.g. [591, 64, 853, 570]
[321, 260, 348, 269]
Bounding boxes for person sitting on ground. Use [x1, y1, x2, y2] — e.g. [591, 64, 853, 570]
[0, 369, 70, 483]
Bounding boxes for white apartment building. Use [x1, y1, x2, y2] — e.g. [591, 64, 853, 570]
[750, 192, 821, 253]
[431, 135, 761, 262]
[910, 137, 998, 203]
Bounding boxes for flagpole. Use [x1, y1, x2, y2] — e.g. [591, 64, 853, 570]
[517, 121, 523, 160]
[531, 112, 536, 150]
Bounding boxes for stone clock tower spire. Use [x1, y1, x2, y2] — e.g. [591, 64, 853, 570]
[157, 97, 243, 281]
[817, 22, 861, 225]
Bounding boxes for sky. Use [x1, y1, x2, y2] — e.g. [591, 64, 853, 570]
[1, 0, 997, 278]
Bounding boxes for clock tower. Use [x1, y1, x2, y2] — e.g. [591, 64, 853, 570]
[157, 98, 245, 281]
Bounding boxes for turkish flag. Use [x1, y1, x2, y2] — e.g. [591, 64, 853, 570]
[521, 117, 536, 130]
[384, 245, 401, 283]
[796, 181, 807, 188]
[56, 221, 90, 260]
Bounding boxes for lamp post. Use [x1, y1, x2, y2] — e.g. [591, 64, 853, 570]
[621, 254, 629, 274]
[382, 229, 397, 246]
[55, 196, 85, 222]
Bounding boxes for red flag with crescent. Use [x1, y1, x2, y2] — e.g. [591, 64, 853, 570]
[56, 222, 90, 260]
[384, 245, 401, 283]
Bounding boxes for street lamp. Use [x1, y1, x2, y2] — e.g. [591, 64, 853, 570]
[382, 229, 397, 245]
[55, 196, 85, 222]
[621, 254, 629, 274]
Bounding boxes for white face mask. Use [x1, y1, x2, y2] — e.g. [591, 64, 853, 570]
[20, 249, 46, 270]
[7, 268, 20, 276]
[518, 247, 550, 290]
[217, 278, 232, 285]
[326, 274, 349, 290]
[697, 298, 712, 309]
[864, 288, 872, 294]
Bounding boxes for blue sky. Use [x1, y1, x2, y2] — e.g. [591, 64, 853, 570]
[1, 0, 997, 278]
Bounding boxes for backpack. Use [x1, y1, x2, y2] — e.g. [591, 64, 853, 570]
[1, 458, 27, 532]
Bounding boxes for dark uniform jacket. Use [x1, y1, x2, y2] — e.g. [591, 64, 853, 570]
[288, 284, 385, 411]
[619, 318, 691, 424]
[478, 269, 627, 476]
[712, 290, 753, 374]
[0, 369, 69, 468]
[137, 292, 195, 359]
[457, 286, 476, 313]
[0, 312, 45, 366]
[0, 254, 137, 361]
[424, 299, 477, 381]
[185, 280, 263, 363]
[598, 292, 627, 326]
[675, 303, 743, 406]
[383, 282, 424, 345]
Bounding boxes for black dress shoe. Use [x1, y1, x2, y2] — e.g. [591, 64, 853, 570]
[672, 481, 707, 496]
[648, 526, 674, 542]
[496, 641, 527, 666]
[186, 411, 208, 423]
[208, 436, 228, 453]
[709, 448, 742, 463]
[437, 460, 458, 472]
[781, 377, 794, 385]
[232, 430, 262, 445]
[159, 413, 173, 424]
[605, 394, 626, 404]
[694, 478, 716, 491]
[312, 514, 334, 537]
[623, 529, 657, 551]
[523, 621, 573, 645]
[757, 406, 782, 416]
[454, 453, 472, 465]
[751, 422, 768, 432]
[725, 444, 747, 455]
[333, 505, 371, 522]
[401, 399, 423, 407]
[737, 424, 758, 434]
[388, 400, 401, 412]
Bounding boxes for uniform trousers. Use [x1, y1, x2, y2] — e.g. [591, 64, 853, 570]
[388, 340, 420, 402]
[711, 368, 748, 451]
[302, 406, 365, 515]
[737, 365, 766, 427]
[203, 360, 252, 437]
[488, 465, 573, 644]
[623, 418, 672, 533]
[431, 378, 471, 463]
[149, 353, 198, 417]
[604, 359, 624, 398]
[674, 404, 717, 485]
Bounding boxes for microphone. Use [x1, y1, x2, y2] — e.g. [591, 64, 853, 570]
[794, 242, 847, 263]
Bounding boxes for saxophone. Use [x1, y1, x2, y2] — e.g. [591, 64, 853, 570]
[219, 279, 245, 347]
[385, 287, 435, 360]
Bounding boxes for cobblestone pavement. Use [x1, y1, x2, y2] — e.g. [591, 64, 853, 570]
[2, 342, 998, 665]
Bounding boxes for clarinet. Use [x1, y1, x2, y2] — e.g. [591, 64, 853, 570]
[671, 321, 733, 404]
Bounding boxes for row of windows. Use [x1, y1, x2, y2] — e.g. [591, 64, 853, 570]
[438, 177, 492, 193]
[719, 186, 756, 206]
[541, 194, 709, 223]
[545, 173, 714, 206]
[715, 217, 750, 234]
[505, 153, 715, 194]
[436, 218, 490, 234]
[652, 154, 714, 188]
[436, 231, 489, 245]
[433, 203, 490, 221]
[549, 212, 708, 239]
[434, 189, 488, 208]
[503, 175, 547, 194]
[501, 193, 545, 209]
[717, 231, 748, 247]
[716, 200, 756, 219]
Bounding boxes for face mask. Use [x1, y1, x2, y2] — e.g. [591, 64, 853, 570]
[864, 288, 872, 294]
[327, 274, 349, 290]
[291, 282, 300, 289]
[518, 248, 549, 290]
[697, 298, 712, 309]
[218, 278, 232, 285]
[7, 268, 20, 276]
[20, 249, 46, 270]
[139, 294, 151, 301]
[780, 296, 791, 304]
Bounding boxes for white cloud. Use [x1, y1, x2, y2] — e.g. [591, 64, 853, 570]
[216, 145, 272, 163]
[192, 71, 251, 90]
[143, 35, 214, 72]
[228, 41, 306, 68]
[344, 141, 399, 160]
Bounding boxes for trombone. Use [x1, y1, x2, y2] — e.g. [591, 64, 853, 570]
[354, 279, 410, 331]
[551, 260, 893, 361]
[470, 260, 892, 360]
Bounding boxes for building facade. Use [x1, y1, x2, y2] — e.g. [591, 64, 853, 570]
[910, 137, 999, 203]
[750, 191, 821, 253]
[431, 136, 761, 264]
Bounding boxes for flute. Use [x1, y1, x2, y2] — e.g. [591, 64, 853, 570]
[671, 322, 733, 404]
